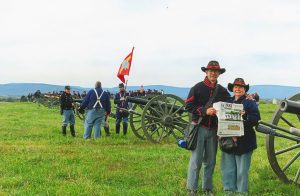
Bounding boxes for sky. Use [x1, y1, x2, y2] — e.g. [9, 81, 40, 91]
[1, 0, 300, 88]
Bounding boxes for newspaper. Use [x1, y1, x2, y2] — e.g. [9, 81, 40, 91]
[213, 101, 244, 137]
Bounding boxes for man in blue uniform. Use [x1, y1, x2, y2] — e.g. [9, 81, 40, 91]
[60, 85, 75, 137]
[114, 83, 130, 135]
[79, 81, 111, 139]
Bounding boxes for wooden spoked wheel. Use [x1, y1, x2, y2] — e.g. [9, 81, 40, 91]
[141, 94, 191, 143]
[266, 93, 300, 185]
[129, 103, 146, 140]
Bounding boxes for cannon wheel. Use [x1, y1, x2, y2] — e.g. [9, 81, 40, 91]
[129, 95, 157, 140]
[141, 94, 191, 143]
[266, 93, 300, 185]
[129, 103, 146, 140]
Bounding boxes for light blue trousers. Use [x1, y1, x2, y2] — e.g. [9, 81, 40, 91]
[221, 151, 253, 193]
[187, 126, 217, 191]
[62, 109, 75, 126]
[83, 108, 105, 139]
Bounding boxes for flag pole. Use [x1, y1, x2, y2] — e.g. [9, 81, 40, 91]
[124, 46, 134, 93]
[124, 77, 129, 92]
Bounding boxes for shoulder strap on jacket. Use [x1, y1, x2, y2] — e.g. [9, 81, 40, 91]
[206, 84, 220, 107]
[196, 84, 220, 124]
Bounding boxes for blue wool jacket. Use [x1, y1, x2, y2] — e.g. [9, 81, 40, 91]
[80, 87, 111, 114]
[185, 77, 230, 128]
[114, 91, 130, 109]
[229, 95, 261, 155]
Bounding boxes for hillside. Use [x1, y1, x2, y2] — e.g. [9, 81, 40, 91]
[0, 83, 300, 99]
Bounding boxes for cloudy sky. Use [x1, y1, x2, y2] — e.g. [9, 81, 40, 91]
[1, 0, 300, 88]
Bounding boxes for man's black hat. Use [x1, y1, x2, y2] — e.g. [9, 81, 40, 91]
[65, 85, 71, 90]
[201, 60, 226, 74]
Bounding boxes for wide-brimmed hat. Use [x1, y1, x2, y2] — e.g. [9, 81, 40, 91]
[228, 78, 249, 92]
[201, 60, 226, 74]
[119, 83, 124, 88]
[65, 85, 71, 90]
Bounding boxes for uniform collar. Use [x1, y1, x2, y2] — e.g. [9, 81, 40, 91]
[203, 77, 217, 88]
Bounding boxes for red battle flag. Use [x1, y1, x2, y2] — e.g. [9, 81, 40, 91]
[117, 47, 135, 83]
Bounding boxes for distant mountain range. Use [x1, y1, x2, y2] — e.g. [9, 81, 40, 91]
[0, 83, 300, 99]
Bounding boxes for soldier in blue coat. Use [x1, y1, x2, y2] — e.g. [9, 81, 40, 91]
[60, 85, 75, 137]
[114, 83, 130, 135]
[185, 61, 230, 195]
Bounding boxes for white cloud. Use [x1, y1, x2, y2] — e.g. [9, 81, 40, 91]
[1, 0, 300, 87]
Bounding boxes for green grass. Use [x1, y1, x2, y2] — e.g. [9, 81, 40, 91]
[0, 102, 299, 195]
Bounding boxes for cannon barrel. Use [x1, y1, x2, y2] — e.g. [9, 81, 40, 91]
[126, 96, 187, 113]
[127, 96, 149, 105]
[280, 99, 300, 115]
[256, 124, 277, 135]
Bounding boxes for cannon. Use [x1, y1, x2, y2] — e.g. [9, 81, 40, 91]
[42, 94, 60, 109]
[31, 94, 61, 109]
[256, 93, 300, 186]
[127, 94, 191, 143]
[74, 94, 191, 143]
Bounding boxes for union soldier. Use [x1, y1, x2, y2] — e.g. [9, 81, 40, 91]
[27, 93, 32, 102]
[60, 85, 76, 137]
[114, 83, 130, 135]
[33, 90, 42, 103]
[185, 60, 230, 195]
[139, 85, 145, 96]
[79, 81, 111, 139]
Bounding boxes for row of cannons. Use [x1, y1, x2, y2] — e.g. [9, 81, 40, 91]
[37, 92, 300, 186]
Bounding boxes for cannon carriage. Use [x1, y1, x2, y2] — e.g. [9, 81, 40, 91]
[41, 94, 61, 109]
[256, 93, 300, 186]
[74, 94, 191, 143]
[127, 94, 191, 143]
[31, 94, 61, 109]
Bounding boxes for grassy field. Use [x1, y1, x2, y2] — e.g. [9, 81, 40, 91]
[0, 102, 299, 195]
